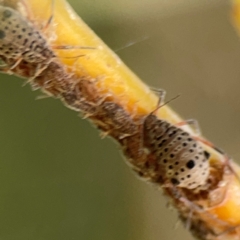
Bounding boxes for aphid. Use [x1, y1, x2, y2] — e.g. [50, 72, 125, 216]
[97, 101, 138, 138]
[0, 5, 55, 71]
[0, 2, 92, 77]
[61, 90, 97, 115]
[143, 90, 211, 189]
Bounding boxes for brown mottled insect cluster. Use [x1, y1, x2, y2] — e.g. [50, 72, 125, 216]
[0, 3, 95, 112]
[142, 91, 233, 194]
[143, 113, 210, 189]
[121, 91, 230, 195]
[0, 2, 139, 142]
[0, 1, 239, 240]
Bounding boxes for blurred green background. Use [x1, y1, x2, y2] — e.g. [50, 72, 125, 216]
[0, 0, 239, 239]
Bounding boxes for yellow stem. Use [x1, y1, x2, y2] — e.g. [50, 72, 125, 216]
[1, 0, 240, 239]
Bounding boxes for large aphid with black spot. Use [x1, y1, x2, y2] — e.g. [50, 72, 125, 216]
[143, 114, 210, 189]
[0, 5, 55, 64]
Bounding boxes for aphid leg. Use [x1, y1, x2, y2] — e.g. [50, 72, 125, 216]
[185, 208, 194, 231]
[40, 0, 95, 51]
[174, 188, 233, 234]
[216, 224, 240, 238]
[193, 137, 224, 155]
[174, 119, 223, 156]
[193, 136, 240, 183]
[166, 185, 201, 230]
[42, 0, 55, 32]
[175, 119, 201, 136]
[151, 88, 166, 111]
[9, 58, 23, 71]
[150, 89, 180, 116]
[174, 119, 227, 161]
[149, 88, 177, 115]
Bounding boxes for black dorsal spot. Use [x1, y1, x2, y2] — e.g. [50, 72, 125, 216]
[170, 154, 175, 158]
[181, 168, 185, 172]
[156, 135, 162, 140]
[177, 137, 182, 140]
[175, 161, 179, 165]
[169, 165, 173, 169]
[0, 30, 5, 39]
[162, 139, 167, 144]
[144, 161, 150, 168]
[187, 138, 193, 142]
[163, 159, 167, 164]
[189, 149, 194, 153]
[203, 151, 210, 159]
[207, 179, 212, 184]
[171, 178, 180, 185]
[186, 160, 195, 169]
[187, 174, 191, 178]
[3, 9, 12, 18]
[164, 148, 168, 152]
[182, 142, 187, 147]
[169, 130, 177, 137]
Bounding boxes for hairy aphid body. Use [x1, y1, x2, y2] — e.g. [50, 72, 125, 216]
[100, 102, 137, 133]
[143, 112, 210, 190]
[0, 6, 55, 66]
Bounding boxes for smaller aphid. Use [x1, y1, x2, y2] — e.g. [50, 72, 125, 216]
[0, 5, 55, 68]
[143, 90, 211, 190]
[0, 3, 93, 77]
[61, 91, 97, 115]
[96, 101, 138, 138]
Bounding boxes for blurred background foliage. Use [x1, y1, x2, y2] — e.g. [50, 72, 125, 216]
[0, 0, 239, 239]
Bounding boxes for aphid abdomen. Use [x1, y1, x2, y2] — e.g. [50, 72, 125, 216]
[0, 6, 54, 64]
[97, 102, 138, 137]
[143, 115, 210, 189]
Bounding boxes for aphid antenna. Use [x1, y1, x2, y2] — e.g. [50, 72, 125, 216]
[44, 0, 96, 51]
[150, 93, 180, 116]
[114, 35, 150, 53]
[43, 0, 55, 31]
